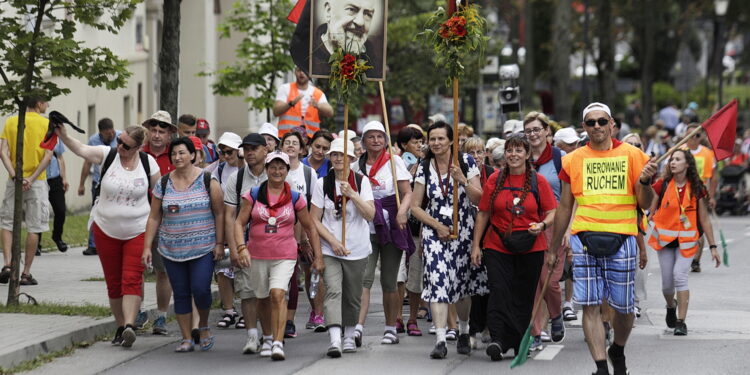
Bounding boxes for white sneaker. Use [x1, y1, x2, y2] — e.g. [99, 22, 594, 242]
[242, 332, 259, 354]
[259, 339, 273, 357]
[271, 342, 285, 361]
[342, 337, 357, 353]
[540, 330, 551, 342]
[470, 335, 478, 349]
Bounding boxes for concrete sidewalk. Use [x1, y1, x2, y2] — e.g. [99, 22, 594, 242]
[0, 248, 180, 370]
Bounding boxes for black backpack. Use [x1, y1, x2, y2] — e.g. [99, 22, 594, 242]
[235, 166, 312, 210]
[481, 169, 543, 248]
[95, 149, 152, 203]
[159, 171, 212, 199]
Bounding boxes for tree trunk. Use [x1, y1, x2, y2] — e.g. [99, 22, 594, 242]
[7, 0, 48, 305]
[521, 0, 534, 109]
[595, 0, 616, 107]
[639, 0, 655, 127]
[159, 0, 181, 120]
[551, 0, 572, 121]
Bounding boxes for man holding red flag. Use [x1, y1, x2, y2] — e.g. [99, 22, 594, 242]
[0, 94, 53, 286]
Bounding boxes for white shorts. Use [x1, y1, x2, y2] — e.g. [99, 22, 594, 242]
[249, 259, 296, 299]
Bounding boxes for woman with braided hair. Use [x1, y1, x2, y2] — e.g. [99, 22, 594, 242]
[471, 134, 557, 361]
[410, 121, 487, 359]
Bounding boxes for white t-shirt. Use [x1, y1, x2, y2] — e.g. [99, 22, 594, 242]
[211, 162, 239, 192]
[286, 162, 318, 199]
[350, 154, 412, 233]
[311, 176, 374, 260]
[275, 83, 329, 117]
[92, 146, 159, 240]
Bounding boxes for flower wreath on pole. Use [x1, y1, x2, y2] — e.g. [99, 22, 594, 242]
[328, 47, 372, 104]
[419, 3, 488, 84]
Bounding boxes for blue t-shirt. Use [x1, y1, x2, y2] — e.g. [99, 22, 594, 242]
[302, 156, 330, 178]
[87, 131, 121, 184]
[46, 141, 66, 179]
[534, 148, 565, 202]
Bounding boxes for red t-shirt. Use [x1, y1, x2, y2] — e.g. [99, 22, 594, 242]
[479, 172, 557, 254]
[142, 144, 174, 175]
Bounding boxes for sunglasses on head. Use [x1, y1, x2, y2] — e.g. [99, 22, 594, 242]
[116, 136, 133, 151]
[584, 118, 610, 127]
[148, 120, 171, 129]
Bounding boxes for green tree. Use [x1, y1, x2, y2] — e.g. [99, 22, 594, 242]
[0, 0, 136, 305]
[206, 0, 295, 121]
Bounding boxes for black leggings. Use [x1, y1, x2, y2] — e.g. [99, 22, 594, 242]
[484, 249, 543, 352]
[47, 176, 66, 240]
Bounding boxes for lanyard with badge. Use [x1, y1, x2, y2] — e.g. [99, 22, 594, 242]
[265, 187, 290, 234]
[675, 182, 691, 229]
[434, 158, 454, 218]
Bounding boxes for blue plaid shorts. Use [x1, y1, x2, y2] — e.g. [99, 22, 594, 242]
[570, 234, 637, 314]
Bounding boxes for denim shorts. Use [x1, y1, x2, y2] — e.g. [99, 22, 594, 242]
[570, 234, 637, 314]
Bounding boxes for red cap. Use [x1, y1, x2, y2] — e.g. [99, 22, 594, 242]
[188, 136, 203, 151]
[196, 118, 210, 135]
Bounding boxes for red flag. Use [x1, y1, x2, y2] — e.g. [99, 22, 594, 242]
[701, 99, 738, 161]
[39, 133, 58, 151]
[287, 0, 306, 23]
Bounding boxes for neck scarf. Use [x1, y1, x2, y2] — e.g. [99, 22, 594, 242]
[359, 149, 390, 187]
[533, 143, 553, 170]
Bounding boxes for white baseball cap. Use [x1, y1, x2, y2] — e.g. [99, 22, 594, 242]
[327, 138, 356, 158]
[265, 151, 290, 167]
[338, 129, 357, 141]
[217, 132, 242, 150]
[582, 102, 612, 120]
[259, 122, 280, 142]
[503, 119, 523, 135]
[362, 121, 386, 137]
[553, 127, 580, 144]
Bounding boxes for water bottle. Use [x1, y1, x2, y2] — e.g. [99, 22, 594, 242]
[309, 269, 320, 299]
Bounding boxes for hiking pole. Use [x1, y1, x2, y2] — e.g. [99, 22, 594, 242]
[379, 82, 400, 208]
[511, 261, 555, 369]
[342, 104, 349, 248]
[711, 212, 729, 266]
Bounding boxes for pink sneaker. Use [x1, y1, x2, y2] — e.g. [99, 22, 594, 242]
[313, 314, 327, 332]
[305, 311, 316, 329]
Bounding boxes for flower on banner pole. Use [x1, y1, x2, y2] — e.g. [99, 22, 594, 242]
[418, 3, 488, 85]
[328, 46, 372, 104]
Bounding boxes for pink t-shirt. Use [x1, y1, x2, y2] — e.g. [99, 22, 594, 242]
[241, 189, 306, 260]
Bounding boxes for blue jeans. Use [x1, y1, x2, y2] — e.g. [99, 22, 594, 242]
[162, 252, 215, 314]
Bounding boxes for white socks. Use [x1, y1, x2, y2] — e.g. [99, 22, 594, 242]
[344, 326, 356, 339]
[436, 327, 447, 343]
[248, 328, 258, 337]
[157, 311, 167, 319]
[355, 323, 364, 332]
[458, 320, 469, 335]
[329, 326, 342, 345]
[385, 325, 396, 333]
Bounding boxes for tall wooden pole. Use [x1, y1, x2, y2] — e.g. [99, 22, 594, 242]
[342, 104, 349, 248]
[379, 82, 400, 207]
[451, 77, 459, 238]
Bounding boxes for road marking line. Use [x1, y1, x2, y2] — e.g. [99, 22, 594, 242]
[534, 345, 564, 360]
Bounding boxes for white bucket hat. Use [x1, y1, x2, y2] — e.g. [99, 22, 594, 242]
[217, 132, 242, 150]
[362, 121, 386, 137]
[327, 138, 356, 158]
[259, 122, 280, 142]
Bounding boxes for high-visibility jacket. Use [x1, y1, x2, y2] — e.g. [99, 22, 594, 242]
[649, 179, 700, 258]
[685, 145, 715, 183]
[278, 82, 323, 138]
[563, 141, 649, 235]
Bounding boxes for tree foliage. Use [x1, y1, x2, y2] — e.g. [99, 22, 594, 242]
[206, 0, 295, 120]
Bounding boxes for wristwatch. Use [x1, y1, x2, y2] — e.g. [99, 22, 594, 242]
[288, 100, 295, 107]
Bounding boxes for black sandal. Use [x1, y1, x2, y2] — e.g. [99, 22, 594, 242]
[235, 316, 246, 329]
[217, 313, 237, 328]
[417, 306, 429, 320]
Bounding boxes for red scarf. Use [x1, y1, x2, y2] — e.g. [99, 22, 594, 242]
[333, 172, 359, 207]
[266, 182, 292, 216]
[532, 143, 553, 171]
[365, 150, 391, 187]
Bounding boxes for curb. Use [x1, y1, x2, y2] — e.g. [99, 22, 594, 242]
[0, 290, 218, 370]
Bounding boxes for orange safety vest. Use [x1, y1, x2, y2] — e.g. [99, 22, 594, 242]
[278, 82, 323, 138]
[563, 142, 649, 235]
[648, 180, 700, 258]
[685, 145, 715, 182]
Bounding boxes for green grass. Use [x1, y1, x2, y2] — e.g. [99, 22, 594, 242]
[0, 302, 111, 317]
[82, 270, 157, 283]
[18, 214, 90, 251]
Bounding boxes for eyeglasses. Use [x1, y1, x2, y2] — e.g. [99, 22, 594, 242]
[584, 118, 609, 127]
[116, 136, 134, 151]
[524, 127, 544, 135]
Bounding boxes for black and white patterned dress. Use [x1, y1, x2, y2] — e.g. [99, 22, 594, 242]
[416, 153, 489, 303]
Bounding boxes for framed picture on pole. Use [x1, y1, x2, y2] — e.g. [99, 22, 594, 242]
[309, 0, 388, 81]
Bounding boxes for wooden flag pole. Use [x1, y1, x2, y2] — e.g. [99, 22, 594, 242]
[342, 104, 349, 248]
[451, 77, 459, 238]
[379, 81, 400, 208]
[653, 125, 703, 165]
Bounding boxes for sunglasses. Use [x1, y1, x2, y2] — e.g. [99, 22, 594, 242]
[631, 143, 642, 148]
[693, 133, 702, 139]
[148, 120, 172, 129]
[117, 136, 134, 151]
[584, 118, 609, 127]
[219, 148, 236, 156]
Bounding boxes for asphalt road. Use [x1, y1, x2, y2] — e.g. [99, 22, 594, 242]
[28, 216, 750, 375]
